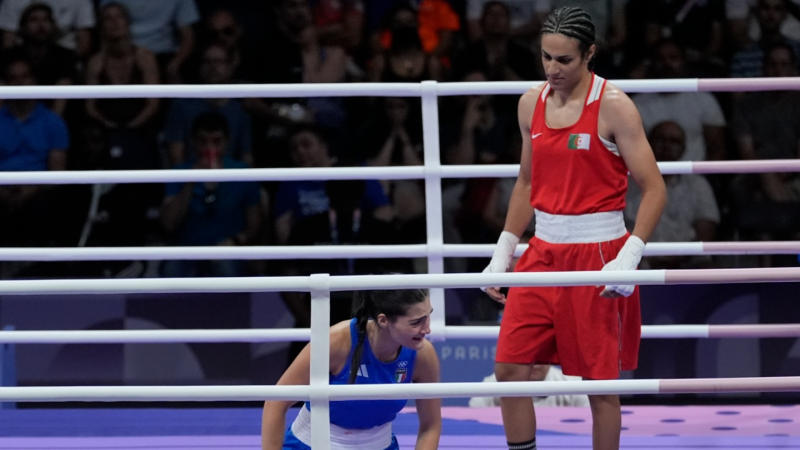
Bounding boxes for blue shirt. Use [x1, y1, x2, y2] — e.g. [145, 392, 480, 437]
[0, 103, 69, 171]
[164, 158, 260, 245]
[305, 318, 417, 429]
[100, 0, 199, 54]
[273, 180, 389, 220]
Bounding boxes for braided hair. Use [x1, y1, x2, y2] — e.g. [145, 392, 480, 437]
[541, 6, 596, 57]
[347, 288, 429, 384]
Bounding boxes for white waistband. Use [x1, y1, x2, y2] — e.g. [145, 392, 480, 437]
[534, 209, 626, 243]
[290, 405, 393, 450]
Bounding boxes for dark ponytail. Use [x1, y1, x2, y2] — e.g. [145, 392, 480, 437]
[347, 288, 428, 384]
[348, 291, 371, 384]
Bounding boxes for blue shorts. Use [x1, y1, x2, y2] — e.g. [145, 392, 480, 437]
[283, 428, 400, 449]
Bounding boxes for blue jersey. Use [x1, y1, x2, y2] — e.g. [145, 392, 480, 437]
[305, 318, 417, 429]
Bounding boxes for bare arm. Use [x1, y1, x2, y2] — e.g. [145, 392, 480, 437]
[48, 149, 67, 171]
[694, 219, 716, 241]
[501, 90, 538, 237]
[274, 211, 293, 245]
[735, 132, 793, 200]
[127, 49, 160, 128]
[166, 25, 194, 83]
[484, 89, 537, 303]
[160, 184, 193, 233]
[301, 24, 347, 84]
[412, 340, 441, 450]
[261, 322, 350, 450]
[85, 54, 114, 126]
[76, 29, 92, 60]
[601, 84, 666, 243]
[241, 203, 263, 244]
[220, 203, 262, 245]
[702, 125, 726, 161]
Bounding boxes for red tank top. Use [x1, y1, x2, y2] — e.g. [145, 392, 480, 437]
[529, 73, 628, 214]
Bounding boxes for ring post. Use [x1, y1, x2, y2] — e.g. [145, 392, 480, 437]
[421, 80, 446, 340]
[309, 273, 331, 450]
[0, 325, 16, 409]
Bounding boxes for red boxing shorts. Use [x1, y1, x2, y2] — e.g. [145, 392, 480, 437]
[496, 234, 641, 380]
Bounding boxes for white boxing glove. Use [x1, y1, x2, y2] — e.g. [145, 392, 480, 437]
[600, 235, 645, 297]
[481, 231, 520, 293]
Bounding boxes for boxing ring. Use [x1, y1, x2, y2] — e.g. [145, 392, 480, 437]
[0, 78, 799, 449]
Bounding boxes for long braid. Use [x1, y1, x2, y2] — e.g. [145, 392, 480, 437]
[348, 291, 370, 384]
[541, 6, 595, 54]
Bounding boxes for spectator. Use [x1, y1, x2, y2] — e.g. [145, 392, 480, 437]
[416, 0, 460, 65]
[727, 0, 800, 51]
[627, 0, 725, 76]
[194, 8, 245, 77]
[85, 2, 160, 171]
[99, 0, 200, 83]
[730, 42, 800, 259]
[272, 124, 396, 361]
[257, 0, 347, 86]
[357, 97, 426, 249]
[0, 0, 94, 59]
[730, 0, 800, 78]
[273, 124, 395, 261]
[453, 1, 542, 82]
[625, 121, 720, 269]
[1, 3, 79, 116]
[632, 39, 727, 161]
[159, 112, 262, 277]
[443, 69, 520, 244]
[443, 70, 513, 166]
[164, 42, 253, 167]
[468, 365, 590, 408]
[464, 0, 549, 44]
[245, 0, 347, 166]
[0, 57, 69, 250]
[310, 0, 365, 52]
[367, 2, 446, 81]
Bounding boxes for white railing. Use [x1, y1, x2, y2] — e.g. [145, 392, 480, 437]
[1, 323, 800, 344]
[1, 78, 799, 449]
[1, 376, 800, 402]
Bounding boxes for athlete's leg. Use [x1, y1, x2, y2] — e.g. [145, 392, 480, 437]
[588, 393, 621, 450]
[496, 362, 536, 446]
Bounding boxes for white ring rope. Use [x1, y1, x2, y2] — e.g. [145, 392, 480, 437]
[1, 324, 799, 344]
[0, 376, 798, 402]
[0, 268, 797, 295]
[0, 160, 797, 185]
[0, 77, 796, 100]
[0, 241, 797, 261]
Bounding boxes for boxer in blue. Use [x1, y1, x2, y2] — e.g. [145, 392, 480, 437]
[261, 289, 441, 450]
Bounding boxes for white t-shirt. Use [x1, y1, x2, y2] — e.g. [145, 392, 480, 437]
[0, 0, 95, 51]
[625, 174, 720, 243]
[468, 366, 590, 408]
[633, 92, 726, 162]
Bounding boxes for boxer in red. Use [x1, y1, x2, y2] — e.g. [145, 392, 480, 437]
[481, 6, 667, 450]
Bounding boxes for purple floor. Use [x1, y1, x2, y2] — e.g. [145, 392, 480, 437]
[0, 405, 797, 449]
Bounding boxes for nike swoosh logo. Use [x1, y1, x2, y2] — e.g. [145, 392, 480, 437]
[531, 132, 543, 139]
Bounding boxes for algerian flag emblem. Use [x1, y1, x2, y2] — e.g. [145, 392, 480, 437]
[567, 133, 590, 150]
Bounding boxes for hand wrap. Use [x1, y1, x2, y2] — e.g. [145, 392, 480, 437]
[481, 231, 520, 292]
[600, 235, 645, 297]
